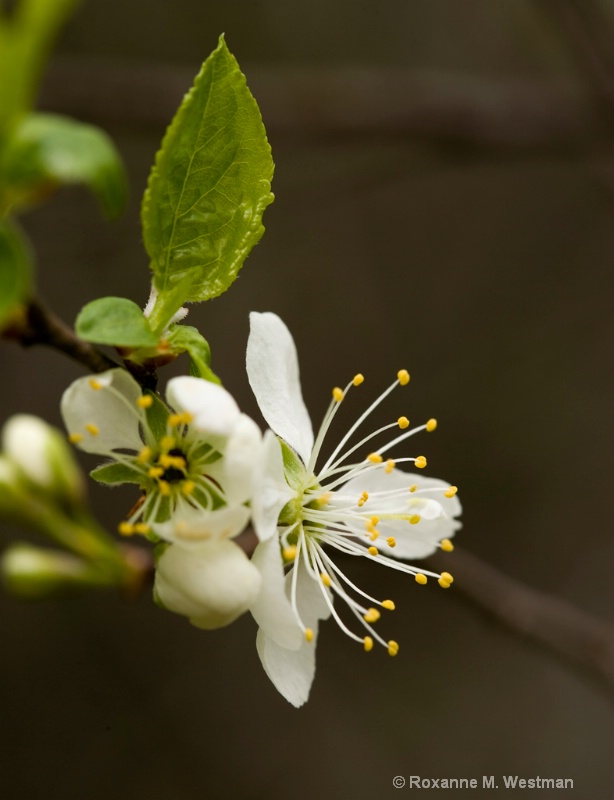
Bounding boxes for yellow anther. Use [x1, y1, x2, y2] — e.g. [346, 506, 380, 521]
[85, 423, 99, 436]
[361, 491, 369, 500]
[385, 459, 395, 474]
[415, 573, 428, 585]
[363, 636, 374, 652]
[409, 484, 418, 493]
[168, 412, 193, 427]
[317, 492, 332, 505]
[136, 446, 152, 464]
[182, 480, 196, 496]
[148, 467, 164, 479]
[444, 485, 458, 498]
[320, 573, 332, 587]
[68, 433, 84, 444]
[388, 640, 400, 656]
[137, 395, 153, 409]
[414, 455, 427, 469]
[89, 378, 102, 390]
[440, 538, 455, 552]
[353, 373, 365, 386]
[397, 416, 410, 429]
[282, 545, 297, 562]
[305, 628, 314, 642]
[160, 435, 175, 451]
[397, 369, 410, 386]
[363, 607, 381, 623]
[332, 387, 344, 402]
[438, 578, 451, 589]
[159, 480, 171, 496]
[426, 418, 437, 432]
[440, 571, 454, 584]
[158, 454, 173, 469]
[386, 536, 397, 548]
[368, 453, 383, 464]
[370, 516, 379, 526]
[381, 599, 396, 611]
[369, 530, 380, 542]
[368, 546, 379, 556]
[134, 522, 150, 535]
[409, 514, 421, 525]
[117, 522, 134, 536]
[357, 498, 365, 507]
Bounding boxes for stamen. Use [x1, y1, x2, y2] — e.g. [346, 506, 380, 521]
[438, 577, 452, 589]
[137, 395, 153, 409]
[397, 370, 410, 385]
[409, 484, 417, 493]
[385, 459, 395, 473]
[158, 480, 171, 496]
[182, 480, 196, 496]
[381, 599, 395, 610]
[386, 537, 396, 547]
[85, 423, 99, 436]
[363, 608, 381, 623]
[415, 573, 427, 585]
[160, 435, 175, 451]
[397, 416, 410, 429]
[68, 433, 84, 444]
[367, 453, 382, 464]
[414, 455, 427, 469]
[353, 374, 364, 386]
[148, 467, 164, 478]
[444, 486, 458, 498]
[136, 446, 152, 464]
[440, 539, 455, 552]
[332, 387, 344, 403]
[317, 492, 332, 505]
[118, 522, 134, 536]
[440, 571, 454, 584]
[283, 545, 297, 562]
[305, 628, 314, 642]
[426, 418, 437, 432]
[368, 546, 379, 556]
[363, 636, 374, 652]
[89, 379, 103, 390]
[134, 522, 150, 535]
[409, 514, 421, 525]
[320, 573, 332, 587]
[388, 640, 400, 656]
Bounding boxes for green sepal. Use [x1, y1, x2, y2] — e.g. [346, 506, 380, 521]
[0, 217, 33, 329]
[90, 461, 145, 486]
[0, 113, 127, 218]
[167, 324, 220, 384]
[143, 391, 170, 445]
[280, 439, 306, 492]
[142, 35, 274, 310]
[75, 297, 158, 348]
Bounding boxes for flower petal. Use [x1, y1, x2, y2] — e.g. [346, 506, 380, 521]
[166, 376, 241, 437]
[60, 369, 144, 453]
[152, 504, 251, 547]
[250, 537, 303, 650]
[211, 413, 262, 505]
[246, 312, 314, 464]
[251, 431, 295, 542]
[155, 539, 262, 629]
[255, 557, 331, 707]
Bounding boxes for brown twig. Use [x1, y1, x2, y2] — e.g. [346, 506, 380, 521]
[3, 297, 119, 373]
[427, 547, 614, 697]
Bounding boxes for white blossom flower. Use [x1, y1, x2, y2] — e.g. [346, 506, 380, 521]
[246, 312, 461, 706]
[61, 369, 262, 537]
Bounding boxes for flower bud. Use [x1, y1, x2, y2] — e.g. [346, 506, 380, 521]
[154, 540, 262, 630]
[2, 415, 84, 504]
[1, 542, 99, 598]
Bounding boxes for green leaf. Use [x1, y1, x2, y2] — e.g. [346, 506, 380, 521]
[143, 391, 170, 444]
[0, 113, 127, 218]
[75, 297, 158, 348]
[0, 217, 33, 328]
[142, 35, 274, 309]
[167, 324, 221, 384]
[90, 462, 145, 486]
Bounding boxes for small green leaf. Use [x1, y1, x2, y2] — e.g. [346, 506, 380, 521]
[280, 439, 306, 492]
[75, 297, 158, 348]
[142, 35, 274, 308]
[143, 391, 170, 444]
[167, 324, 221, 384]
[90, 462, 145, 486]
[0, 217, 33, 328]
[0, 113, 127, 217]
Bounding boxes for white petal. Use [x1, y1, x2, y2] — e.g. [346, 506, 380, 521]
[60, 369, 144, 453]
[378, 516, 462, 560]
[166, 376, 241, 437]
[155, 539, 262, 629]
[250, 538, 303, 650]
[255, 557, 331, 707]
[152, 504, 250, 546]
[251, 431, 295, 542]
[3, 415, 55, 488]
[246, 312, 314, 464]
[216, 414, 263, 504]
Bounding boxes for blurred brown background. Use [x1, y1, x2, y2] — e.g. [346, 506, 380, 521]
[1, 1, 614, 798]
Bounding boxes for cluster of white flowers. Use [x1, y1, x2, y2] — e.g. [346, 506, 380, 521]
[61, 312, 461, 706]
